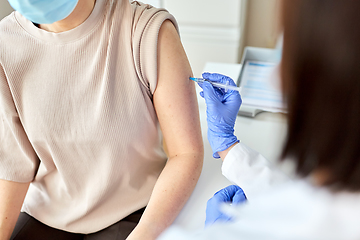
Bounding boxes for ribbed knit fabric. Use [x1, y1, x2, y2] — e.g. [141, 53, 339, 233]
[0, 0, 177, 233]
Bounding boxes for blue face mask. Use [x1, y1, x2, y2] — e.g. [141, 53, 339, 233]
[8, 0, 79, 24]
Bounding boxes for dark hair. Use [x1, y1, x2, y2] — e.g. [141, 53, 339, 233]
[281, 0, 360, 191]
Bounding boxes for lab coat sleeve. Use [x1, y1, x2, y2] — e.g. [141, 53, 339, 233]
[222, 143, 289, 198]
[157, 144, 292, 240]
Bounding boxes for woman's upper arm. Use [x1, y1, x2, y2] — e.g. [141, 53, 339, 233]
[0, 179, 29, 240]
[154, 20, 203, 158]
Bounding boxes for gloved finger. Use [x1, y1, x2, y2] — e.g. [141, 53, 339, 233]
[199, 91, 204, 98]
[201, 81, 223, 103]
[205, 213, 232, 227]
[199, 81, 225, 99]
[213, 185, 242, 202]
[205, 197, 233, 227]
[223, 87, 242, 104]
[205, 196, 221, 214]
[202, 72, 226, 83]
[201, 73, 239, 99]
[202, 72, 237, 87]
[232, 188, 247, 205]
[203, 73, 238, 99]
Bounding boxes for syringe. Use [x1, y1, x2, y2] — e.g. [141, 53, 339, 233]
[190, 77, 242, 92]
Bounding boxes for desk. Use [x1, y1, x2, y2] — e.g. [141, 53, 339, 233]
[170, 71, 288, 231]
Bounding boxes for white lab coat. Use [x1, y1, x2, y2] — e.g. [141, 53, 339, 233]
[158, 143, 360, 240]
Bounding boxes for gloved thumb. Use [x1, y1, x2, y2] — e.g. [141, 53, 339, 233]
[198, 81, 211, 99]
[201, 81, 222, 104]
[232, 188, 247, 205]
[213, 185, 242, 202]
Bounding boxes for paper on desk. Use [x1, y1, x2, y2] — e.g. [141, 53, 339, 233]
[239, 60, 286, 113]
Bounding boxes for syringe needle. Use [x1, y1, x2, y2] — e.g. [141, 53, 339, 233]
[189, 77, 242, 92]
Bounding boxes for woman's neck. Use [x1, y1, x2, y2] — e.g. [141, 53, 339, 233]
[313, 168, 331, 186]
[39, 0, 96, 33]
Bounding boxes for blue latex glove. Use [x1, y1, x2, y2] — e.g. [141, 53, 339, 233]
[198, 72, 242, 158]
[205, 185, 247, 227]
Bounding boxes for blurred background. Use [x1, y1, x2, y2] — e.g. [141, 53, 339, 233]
[0, 0, 281, 76]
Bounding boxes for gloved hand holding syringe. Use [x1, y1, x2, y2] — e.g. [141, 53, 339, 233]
[190, 76, 242, 92]
[191, 72, 242, 158]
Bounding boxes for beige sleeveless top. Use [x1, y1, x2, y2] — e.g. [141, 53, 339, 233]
[0, 0, 177, 233]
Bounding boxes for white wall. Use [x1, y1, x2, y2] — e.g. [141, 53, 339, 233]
[140, 0, 280, 75]
[141, 0, 161, 8]
[0, 0, 13, 20]
[162, 0, 248, 76]
[139, 0, 248, 76]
